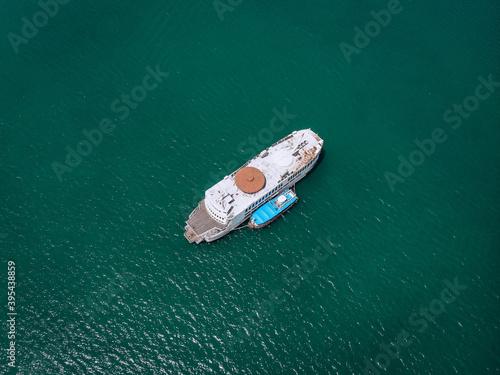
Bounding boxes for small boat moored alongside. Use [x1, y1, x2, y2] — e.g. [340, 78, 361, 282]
[248, 189, 298, 229]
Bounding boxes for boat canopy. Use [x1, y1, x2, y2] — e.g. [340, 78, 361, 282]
[251, 204, 277, 226]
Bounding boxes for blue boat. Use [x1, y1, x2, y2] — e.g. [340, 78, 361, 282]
[248, 189, 298, 229]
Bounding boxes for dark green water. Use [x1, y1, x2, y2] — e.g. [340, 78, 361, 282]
[1, 0, 499, 374]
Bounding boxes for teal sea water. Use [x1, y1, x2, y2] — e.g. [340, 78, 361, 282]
[1, 0, 499, 374]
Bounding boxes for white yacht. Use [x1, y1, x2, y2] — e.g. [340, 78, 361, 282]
[184, 129, 323, 243]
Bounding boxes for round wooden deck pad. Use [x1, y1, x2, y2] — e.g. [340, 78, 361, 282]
[235, 167, 265, 193]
